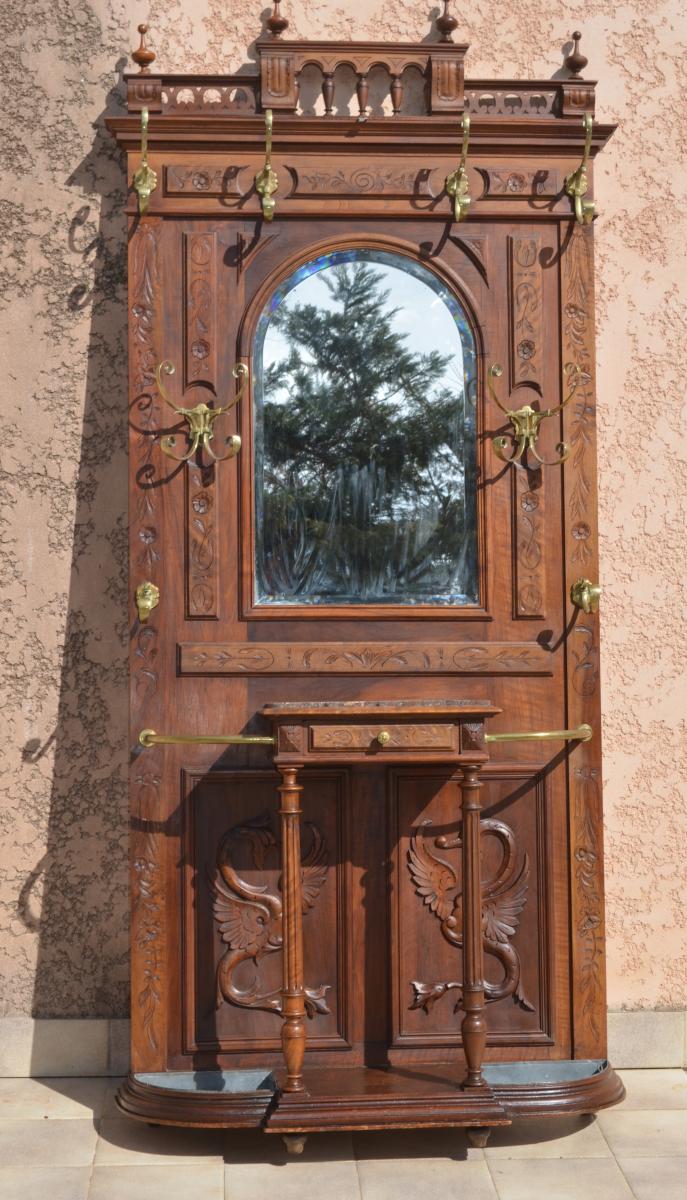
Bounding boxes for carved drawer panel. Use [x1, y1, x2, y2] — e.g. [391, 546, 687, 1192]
[309, 723, 458, 753]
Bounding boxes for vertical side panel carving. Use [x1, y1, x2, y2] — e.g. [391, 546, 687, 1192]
[509, 235, 542, 388]
[509, 236, 546, 619]
[129, 217, 166, 1069]
[561, 225, 606, 1057]
[186, 463, 219, 618]
[184, 231, 217, 391]
[512, 468, 545, 618]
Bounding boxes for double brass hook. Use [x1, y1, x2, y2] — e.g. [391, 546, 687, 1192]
[565, 113, 595, 225]
[445, 114, 471, 223]
[255, 109, 279, 221]
[155, 361, 249, 464]
[488, 362, 582, 469]
[133, 107, 158, 216]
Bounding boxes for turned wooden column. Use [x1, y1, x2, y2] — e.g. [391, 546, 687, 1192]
[277, 764, 307, 1093]
[459, 761, 487, 1087]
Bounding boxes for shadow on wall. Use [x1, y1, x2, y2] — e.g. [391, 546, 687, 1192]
[17, 58, 131, 1031]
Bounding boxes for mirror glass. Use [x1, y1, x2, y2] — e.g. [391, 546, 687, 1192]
[253, 249, 478, 606]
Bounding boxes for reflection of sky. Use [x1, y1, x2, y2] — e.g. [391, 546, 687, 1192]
[262, 256, 470, 405]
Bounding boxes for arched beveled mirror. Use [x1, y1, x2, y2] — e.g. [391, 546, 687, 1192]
[253, 248, 478, 607]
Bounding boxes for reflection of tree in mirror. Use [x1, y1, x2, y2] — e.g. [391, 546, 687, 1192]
[256, 260, 477, 604]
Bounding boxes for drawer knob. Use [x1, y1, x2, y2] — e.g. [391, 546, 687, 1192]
[376, 730, 391, 746]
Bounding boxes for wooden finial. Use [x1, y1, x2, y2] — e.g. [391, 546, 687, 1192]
[267, 0, 289, 39]
[436, 0, 458, 43]
[132, 24, 156, 74]
[565, 31, 588, 79]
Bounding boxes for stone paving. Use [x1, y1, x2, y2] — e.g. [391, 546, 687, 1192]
[0, 1070, 685, 1199]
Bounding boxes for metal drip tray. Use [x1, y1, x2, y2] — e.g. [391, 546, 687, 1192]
[483, 1059, 607, 1086]
[134, 1070, 277, 1094]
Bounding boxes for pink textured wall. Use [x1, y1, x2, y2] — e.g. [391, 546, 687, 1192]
[1, 1, 685, 1017]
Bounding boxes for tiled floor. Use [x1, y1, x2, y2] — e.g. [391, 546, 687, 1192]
[0, 1070, 685, 1199]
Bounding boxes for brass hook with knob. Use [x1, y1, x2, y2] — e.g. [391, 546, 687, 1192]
[488, 361, 582, 469]
[445, 114, 471, 223]
[565, 113, 595, 225]
[570, 578, 601, 614]
[133, 107, 157, 216]
[255, 109, 279, 221]
[154, 360, 248, 464]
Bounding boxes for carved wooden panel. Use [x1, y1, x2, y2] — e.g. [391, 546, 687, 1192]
[464, 87, 556, 116]
[184, 770, 350, 1055]
[478, 169, 559, 199]
[166, 164, 248, 196]
[290, 164, 431, 199]
[509, 235, 542, 388]
[185, 463, 218, 618]
[184, 231, 216, 390]
[160, 82, 257, 112]
[561, 225, 606, 1056]
[512, 468, 546, 619]
[429, 55, 464, 112]
[390, 768, 554, 1050]
[129, 218, 167, 1070]
[211, 810, 331, 1018]
[310, 724, 457, 752]
[178, 642, 551, 676]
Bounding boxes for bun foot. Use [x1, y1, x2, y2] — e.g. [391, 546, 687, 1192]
[283, 1134, 307, 1155]
[466, 1126, 491, 1148]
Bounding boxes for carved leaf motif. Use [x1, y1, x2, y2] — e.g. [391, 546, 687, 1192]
[133, 834, 163, 1050]
[211, 873, 271, 955]
[300, 825, 328, 912]
[407, 820, 457, 923]
[409, 980, 462, 1013]
[482, 854, 530, 943]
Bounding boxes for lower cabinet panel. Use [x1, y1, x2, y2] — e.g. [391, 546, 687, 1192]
[181, 765, 567, 1066]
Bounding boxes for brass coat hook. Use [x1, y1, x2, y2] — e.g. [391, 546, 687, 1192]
[133, 107, 157, 215]
[155, 361, 249, 464]
[488, 361, 582, 469]
[565, 113, 595, 225]
[255, 109, 279, 221]
[445, 114, 471, 223]
[135, 581, 160, 623]
[570, 578, 601, 614]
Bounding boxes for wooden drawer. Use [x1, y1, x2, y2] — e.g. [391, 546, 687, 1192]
[309, 723, 458, 753]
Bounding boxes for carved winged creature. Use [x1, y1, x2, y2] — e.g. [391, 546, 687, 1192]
[210, 811, 330, 1017]
[407, 817, 535, 1014]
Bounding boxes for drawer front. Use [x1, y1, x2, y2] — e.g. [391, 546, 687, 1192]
[309, 723, 458, 752]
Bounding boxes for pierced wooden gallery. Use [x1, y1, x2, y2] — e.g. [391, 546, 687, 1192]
[107, 3, 622, 1152]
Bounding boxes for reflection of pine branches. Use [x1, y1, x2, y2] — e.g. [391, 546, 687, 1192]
[259, 262, 476, 601]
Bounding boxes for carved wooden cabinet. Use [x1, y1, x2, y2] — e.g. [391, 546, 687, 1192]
[109, 7, 623, 1150]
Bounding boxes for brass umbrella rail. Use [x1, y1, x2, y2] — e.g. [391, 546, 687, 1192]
[137, 725, 592, 749]
[486, 724, 592, 744]
[139, 729, 275, 748]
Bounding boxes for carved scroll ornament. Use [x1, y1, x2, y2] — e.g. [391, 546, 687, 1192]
[407, 817, 534, 1014]
[210, 811, 330, 1018]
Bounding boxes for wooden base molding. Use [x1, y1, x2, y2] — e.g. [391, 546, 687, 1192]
[115, 1060, 624, 1132]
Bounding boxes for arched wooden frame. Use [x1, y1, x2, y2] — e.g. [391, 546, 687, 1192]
[237, 231, 490, 621]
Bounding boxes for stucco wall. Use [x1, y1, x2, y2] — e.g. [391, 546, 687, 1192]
[1, 1, 685, 1019]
